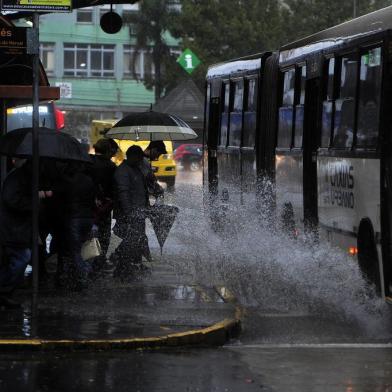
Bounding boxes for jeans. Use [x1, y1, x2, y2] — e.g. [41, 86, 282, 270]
[58, 217, 93, 285]
[0, 247, 31, 293]
[91, 213, 111, 272]
[112, 217, 145, 277]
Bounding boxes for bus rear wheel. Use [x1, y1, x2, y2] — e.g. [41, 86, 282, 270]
[357, 218, 381, 295]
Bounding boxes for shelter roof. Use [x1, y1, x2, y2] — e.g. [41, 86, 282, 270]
[0, 15, 60, 106]
[153, 79, 204, 132]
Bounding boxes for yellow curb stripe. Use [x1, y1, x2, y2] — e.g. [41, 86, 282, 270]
[0, 317, 241, 351]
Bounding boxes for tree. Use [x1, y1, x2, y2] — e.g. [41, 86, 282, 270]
[281, 0, 392, 43]
[124, 0, 184, 102]
[170, 0, 285, 89]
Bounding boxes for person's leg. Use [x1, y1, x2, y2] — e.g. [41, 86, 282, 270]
[0, 247, 31, 291]
[91, 214, 111, 274]
[70, 218, 93, 285]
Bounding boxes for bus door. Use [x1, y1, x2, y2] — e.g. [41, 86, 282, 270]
[382, 145, 392, 298]
[303, 57, 323, 230]
[222, 78, 243, 207]
[381, 41, 392, 298]
[205, 80, 221, 198]
[241, 76, 258, 207]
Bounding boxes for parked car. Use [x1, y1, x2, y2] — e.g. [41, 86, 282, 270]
[174, 144, 203, 171]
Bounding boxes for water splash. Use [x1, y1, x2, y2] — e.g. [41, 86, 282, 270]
[163, 181, 390, 335]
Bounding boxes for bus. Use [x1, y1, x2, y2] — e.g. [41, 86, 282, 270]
[204, 6, 392, 301]
[7, 101, 65, 132]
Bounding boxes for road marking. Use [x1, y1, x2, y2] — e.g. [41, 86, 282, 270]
[226, 343, 392, 349]
[248, 312, 312, 318]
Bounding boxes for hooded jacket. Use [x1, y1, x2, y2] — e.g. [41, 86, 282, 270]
[113, 146, 148, 219]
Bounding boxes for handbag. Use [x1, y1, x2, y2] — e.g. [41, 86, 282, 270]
[81, 237, 101, 261]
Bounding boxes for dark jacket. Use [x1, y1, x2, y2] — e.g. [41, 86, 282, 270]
[113, 159, 148, 220]
[0, 167, 32, 248]
[88, 154, 116, 200]
[53, 171, 96, 220]
[139, 157, 163, 198]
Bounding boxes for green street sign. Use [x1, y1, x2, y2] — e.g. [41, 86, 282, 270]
[177, 48, 201, 74]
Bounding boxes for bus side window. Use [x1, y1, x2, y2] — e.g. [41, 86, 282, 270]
[293, 66, 306, 148]
[321, 58, 335, 147]
[228, 79, 243, 147]
[205, 83, 211, 143]
[243, 78, 258, 148]
[356, 47, 382, 148]
[219, 82, 230, 147]
[278, 69, 295, 148]
[332, 54, 358, 148]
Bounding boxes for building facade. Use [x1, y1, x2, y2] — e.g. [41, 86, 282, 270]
[39, 4, 180, 140]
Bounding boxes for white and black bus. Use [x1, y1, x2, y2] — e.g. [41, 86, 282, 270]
[204, 6, 392, 301]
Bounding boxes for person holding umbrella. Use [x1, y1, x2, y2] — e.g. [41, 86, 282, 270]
[52, 160, 96, 290]
[0, 160, 54, 307]
[138, 140, 166, 262]
[112, 145, 149, 280]
[105, 109, 197, 257]
[0, 127, 92, 295]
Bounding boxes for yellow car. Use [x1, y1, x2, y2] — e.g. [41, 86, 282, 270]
[90, 119, 177, 189]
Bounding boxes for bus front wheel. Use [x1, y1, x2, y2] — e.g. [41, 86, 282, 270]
[357, 218, 381, 295]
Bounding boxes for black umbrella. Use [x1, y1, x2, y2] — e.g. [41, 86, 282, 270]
[105, 110, 198, 141]
[0, 127, 91, 162]
[148, 204, 179, 254]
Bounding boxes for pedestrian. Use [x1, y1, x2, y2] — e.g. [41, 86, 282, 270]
[112, 145, 148, 280]
[53, 161, 95, 290]
[0, 160, 33, 308]
[88, 138, 118, 278]
[139, 140, 166, 261]
[140, 140, 166, 197]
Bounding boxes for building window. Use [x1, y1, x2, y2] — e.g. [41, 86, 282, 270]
[123, 46, 155, 80]
[143, 51, 155, 78]
[123, 47, 141, 78]
[64, 43, 115, 78]
[40, 43, 55, 76]
[76, 7, 93, 23]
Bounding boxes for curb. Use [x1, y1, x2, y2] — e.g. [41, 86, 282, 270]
[0, 285, 242, 352]
[0, 317, 241, 352]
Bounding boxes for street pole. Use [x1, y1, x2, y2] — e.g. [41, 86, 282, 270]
[353, 0, 358, 18]
[0, 100, 6, 187]
[31, 12, 40, 334]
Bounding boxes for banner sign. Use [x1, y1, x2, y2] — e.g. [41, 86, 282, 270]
[0, 26, 26, 55]
[55, 81, 72, 99]
[1, 0, 71, 12]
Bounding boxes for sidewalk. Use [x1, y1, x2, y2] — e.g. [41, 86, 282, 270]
[0, 260, 240, 351]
